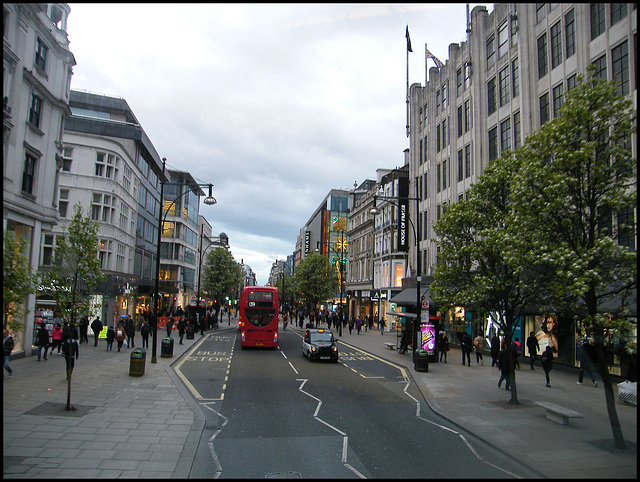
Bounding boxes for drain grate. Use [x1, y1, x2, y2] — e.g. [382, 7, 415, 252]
[264, 472, 303, 478]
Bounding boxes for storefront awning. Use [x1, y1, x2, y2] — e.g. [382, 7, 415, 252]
[389, 287, 437, 307]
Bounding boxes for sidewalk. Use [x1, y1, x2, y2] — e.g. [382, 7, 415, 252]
[3, 319, 238, 478]
[4, 319, 636, 478]
[329, 325, 637, 479]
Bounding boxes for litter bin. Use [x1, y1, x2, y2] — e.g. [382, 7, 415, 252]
[414, 350, 429, 372]
[161, 337, 174, 358]
[186, 324, 195, 340]
[129, 348, 146, 376]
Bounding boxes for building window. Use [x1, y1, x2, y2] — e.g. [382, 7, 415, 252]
[513, 111, 521, 149]
[591, 4, 606, 41]
[510, 12, 519, 45]
[500, 118, 511, 153]
[593, 54, 607, 82]
[62, 147, 72, 172]
[464, 144, 471, 178]
[540, 92, 550, 126]
[42, 234, 54, 266]
[464, 62, 471, 89]
[512, 58, 519, 98]
[536, 3, 546, 24]
[442, 159, 448, 190]
[552, 83, 564, 118]
[612, 40, 629, 95]
[457, 105, 463, 137]
[458, 149, 464, 182]
[488, 126, 498, 161]
[551, 21, 562, 69]
[442, 119, 447, 147]
[95, 152, 105, 177]
[436, 124, 441, 152]
[618, 207, 635, 250]
[498, 21, 509, 57]
[486, 35, 495, 68]
[419, 139, 423, 166]
[567, 74, 577, 91]
[442, 82, 448, 109]
[436, 90, 440, 115]
[29, 93, 42, 128]
[565, 9, 575, 58]
[610, 3, 628, 26]
[22, 153, 37, 194]
[499, 66, 510, 107]
[456, 68, 462, 96]
[487, 77, 497, 115]
[59, 189, 69, 218]
[423, 136, 428, 164]
[91, 193, 115, 223]
[538, 33, 548, 78]
[436, 163, 441, 192]
[35, 37, 48, 71]
[464, 99, 471, 132]
[99, 239, 112, 270]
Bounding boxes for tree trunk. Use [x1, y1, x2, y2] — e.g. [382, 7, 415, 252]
[594, 341, 627, 449]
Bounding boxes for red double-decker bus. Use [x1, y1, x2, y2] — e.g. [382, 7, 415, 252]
[239, 286, 279, 348]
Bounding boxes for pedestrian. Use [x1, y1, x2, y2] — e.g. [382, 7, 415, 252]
[438, 332, 449, 363]
[50, 322, 63, 355]
[348, 317, 354, 334]
[125, 317, 135, 348]
[140, 321, 150, 349]
[541, 345, 554, 387]
[79, 316, 89, 344]
[577, 339, 598, 387]
[380, 318, 386, 335]
[36, 323, 50, 361]
[355, 317, 362, 334]
[513, 337, 521, 369]
[460, 332, 472, 366]
[106, 325, 116, 351]
[526, 331, 539, 370]
[4, 330, 15, 377]
[490, 333, 500, 367]
[91, 316, 103, 346]
[115, 324, 126, 352]
[399, 329, 410, 354]
[166, 314, 174, 338]
[473, 332, 485, 365]
[62, 321, 72, 344]
[497, 345, 512, 390]
[177, 316, 185, 345]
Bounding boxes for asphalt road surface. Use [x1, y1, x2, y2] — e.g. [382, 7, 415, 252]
[176, 329, 528, 478]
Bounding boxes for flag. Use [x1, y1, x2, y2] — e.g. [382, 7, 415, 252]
[426, 48, 444, 68]
[406, 26, 412, 53]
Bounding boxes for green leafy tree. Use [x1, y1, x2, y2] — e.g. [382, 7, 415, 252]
[42, 204, 104, 329]
[201, 248, 244, 319]
[431, 150, 544, 405]
[276, 272, 295, 311]
[511, 66, 636, 449]
[293, 252, 339, 313]
[3, 230, 39, 334]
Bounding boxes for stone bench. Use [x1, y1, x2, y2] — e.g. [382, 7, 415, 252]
[534, 401, 584, 425]
[384, 342, 396, 350]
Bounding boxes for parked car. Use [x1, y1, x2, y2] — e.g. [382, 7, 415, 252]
[302, 328, 339, 362]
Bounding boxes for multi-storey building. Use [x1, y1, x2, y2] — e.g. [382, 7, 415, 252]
[370, 165, 410, 331]
[3, 3, 75, 350]
[57, 89, 167, 327]
[408, 3, 636, 372]
[345, 179, 376, 322]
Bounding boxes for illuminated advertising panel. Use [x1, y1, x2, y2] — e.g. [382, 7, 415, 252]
[420, 323, 436, 354]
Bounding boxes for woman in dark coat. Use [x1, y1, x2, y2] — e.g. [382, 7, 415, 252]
[36, 324, 50, 361]
[541, 345, 554, 387]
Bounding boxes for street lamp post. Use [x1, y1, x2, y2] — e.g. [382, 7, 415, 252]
[369, 188, 422, 370]
[151, 160, 216, 363]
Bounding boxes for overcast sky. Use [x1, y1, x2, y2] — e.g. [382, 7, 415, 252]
[67, 3, 485, 285]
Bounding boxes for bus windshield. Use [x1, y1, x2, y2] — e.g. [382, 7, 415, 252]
[245, 308, 276, 327]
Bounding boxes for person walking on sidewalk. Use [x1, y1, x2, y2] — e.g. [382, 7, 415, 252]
[473, 333, 485, 365]
[380, 318, 386, 335]
[356, 317, 362, 335]
[91, 316, 103, 347]
[541, 345, 554, 387]
[490, 333, 500, 367]
[577, 339, 598, 387]
[166, 315, 174, 338]
[4, 330, 14, 377]
[438, 332, 449, 363]
[140, 321, 150, 349]
[79, 316, 89, 344]
[497, 344, 512, 390]
[50, 323, 63, 355]
[526, 331, 539, 370]
[106, 325, 115, 351]
[460, 332, 472, 366]
[36, 323, 50, 361]
[115, 324, 126, 352]
[177, 316, 185, 345]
